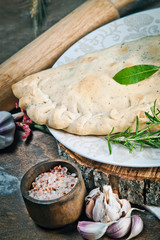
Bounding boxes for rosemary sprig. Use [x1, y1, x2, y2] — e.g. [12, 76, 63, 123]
[105, 100, 160, 154]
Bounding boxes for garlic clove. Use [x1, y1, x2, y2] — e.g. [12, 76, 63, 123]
[103, 185, 121, 211]
[103, 185, 111, 201]
[106, 205, 123, 222]
[92, 193, 105, 222]
[85, 198, 95, 219]
[85, 188, 102, 220]
[106, 208, 144, 239]
[120, 199, 131, 216]
[85, 188, 101, 201]
[77, 221, 115, 240]
[99, 194, 112, 223]
[106, 215, 131, 238]
[103, 185, 122, 221]
[127, 215, 143, 240]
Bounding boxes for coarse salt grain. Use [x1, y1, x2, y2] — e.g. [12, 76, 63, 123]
[28, 165, 78, 200]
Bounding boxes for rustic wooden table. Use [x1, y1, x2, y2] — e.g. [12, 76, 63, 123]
[0, 130, 160, 240]
[0, 1, 160, 239]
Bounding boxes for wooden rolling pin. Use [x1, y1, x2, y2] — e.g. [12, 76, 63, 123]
[0, 0, 135, 111]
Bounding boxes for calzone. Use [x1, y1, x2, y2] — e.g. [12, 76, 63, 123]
[12, 35, 160, 135]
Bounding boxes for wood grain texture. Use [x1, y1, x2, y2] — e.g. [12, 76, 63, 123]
[58, 143, 160, 206]
[0, 130, 159, 239]
[21, 160, 86, 229]
[1, 1, 160, 238]
[0, 0, 118, 111]
[110, 0, 135, 9]
[0, 0, 137, 112]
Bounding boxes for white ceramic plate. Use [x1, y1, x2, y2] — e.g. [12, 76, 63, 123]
[49, 8, 160, 168]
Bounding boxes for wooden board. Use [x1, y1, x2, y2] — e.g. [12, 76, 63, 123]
[58, 142, 160, 206]
[0, 129, 160, 239]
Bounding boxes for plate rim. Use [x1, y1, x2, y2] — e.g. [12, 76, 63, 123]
[49, 8, 160, 168]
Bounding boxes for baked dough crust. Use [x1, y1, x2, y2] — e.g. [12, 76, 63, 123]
[12, 35, 160, 135]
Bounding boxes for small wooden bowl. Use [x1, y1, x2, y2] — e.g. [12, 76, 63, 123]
[20, 159, 86, 229]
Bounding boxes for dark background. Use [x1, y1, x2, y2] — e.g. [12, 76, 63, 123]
[0, 1, 160, 240]
[0, 0, 160, 64]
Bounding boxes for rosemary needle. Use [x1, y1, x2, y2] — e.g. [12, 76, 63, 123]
[105, 100, 160, 154]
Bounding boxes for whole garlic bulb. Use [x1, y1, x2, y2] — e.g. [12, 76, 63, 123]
[85, 185, 131, 223]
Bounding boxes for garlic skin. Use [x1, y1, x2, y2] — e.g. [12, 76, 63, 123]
[77, 221, 114, 240]
[85, 198, 95, 219]
[92, 192, 105, 222]
[106, 208, 144, 239]
[85, 187, 101, 219]
[127, 215, 143, 240]
[82, 185, 145, 240]
[106, 215, 131, 238]
[120, 199, 132, 216]
[85, 187, 101, 200]
[83, 185, 145, 240]
[85, 185, 131, 223]
[103, 185, 122, 222]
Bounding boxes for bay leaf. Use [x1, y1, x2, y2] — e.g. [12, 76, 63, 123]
[113, 64, 159, 85]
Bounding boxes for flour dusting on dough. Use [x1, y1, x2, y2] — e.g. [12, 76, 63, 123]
[12, 36, 160, 135]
